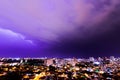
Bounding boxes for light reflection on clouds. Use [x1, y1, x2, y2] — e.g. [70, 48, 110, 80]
[0, 28, 34, 45]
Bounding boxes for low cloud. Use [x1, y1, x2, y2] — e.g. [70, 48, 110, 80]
[0, 28, 34, 46]
[0, 0, 119, 43]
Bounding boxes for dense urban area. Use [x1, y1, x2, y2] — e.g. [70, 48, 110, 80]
[0, 56, 119, 80]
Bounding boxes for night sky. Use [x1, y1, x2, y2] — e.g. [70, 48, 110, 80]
[0, 0, 120, 58]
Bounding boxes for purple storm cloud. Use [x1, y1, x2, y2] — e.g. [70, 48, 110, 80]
[0, 28, 34, 46]
[0, 0, 120, 57]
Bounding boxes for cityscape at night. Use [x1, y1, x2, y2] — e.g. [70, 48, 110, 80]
[0, 0, 120, 80]
[0, 57, 119, 80]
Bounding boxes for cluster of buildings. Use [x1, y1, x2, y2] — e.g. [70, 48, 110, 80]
[0, 56, 119, 80]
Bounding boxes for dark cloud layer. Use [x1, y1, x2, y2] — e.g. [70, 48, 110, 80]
[49, 5, 120, 58]
[0, 0, 120, 57]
